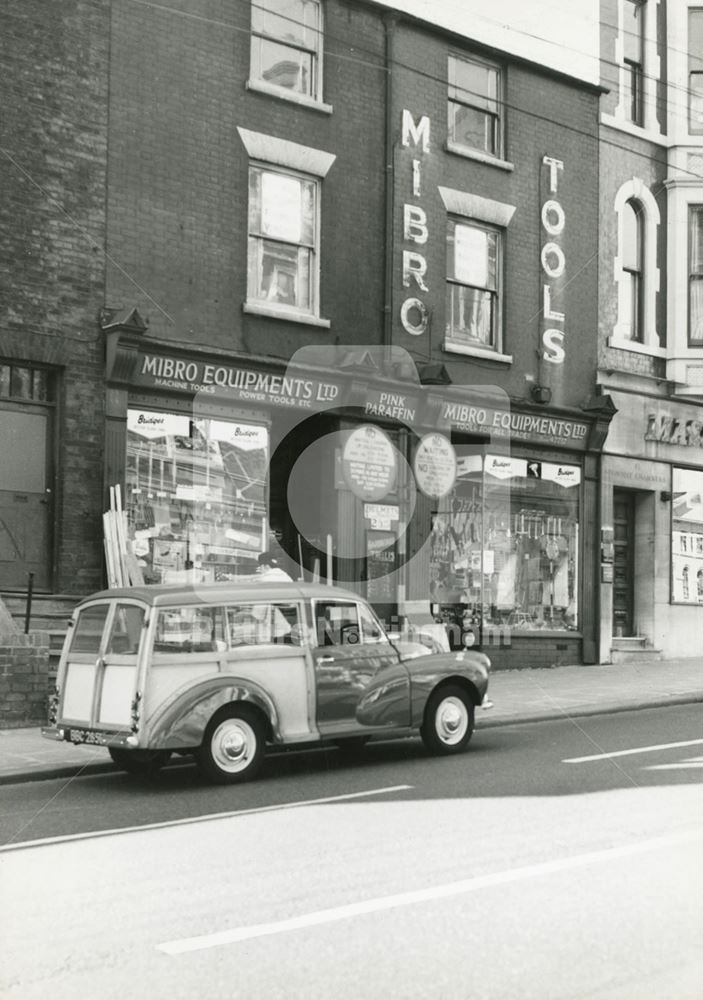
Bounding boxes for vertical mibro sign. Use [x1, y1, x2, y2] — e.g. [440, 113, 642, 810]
[540, 155, 567, 365]
[399, 110, 431, 338]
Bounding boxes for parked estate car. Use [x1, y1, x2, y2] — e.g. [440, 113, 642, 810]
[42, 582, 491, 783]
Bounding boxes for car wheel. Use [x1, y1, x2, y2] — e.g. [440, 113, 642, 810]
[108, 747, 171, 777]
[197, 705, 266, 784]
[420, 685, 475, 755]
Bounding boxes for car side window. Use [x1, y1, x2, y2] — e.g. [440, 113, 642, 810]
[106, 604, 145, 655]
[315, 600, 360, 647]
[358, 602, 387, 644]
[69, 604, 109, 655]
[226, 602, 301, 647]
[154, 606, 224, 653]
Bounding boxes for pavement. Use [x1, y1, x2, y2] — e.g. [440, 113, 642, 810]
[0, 656, 701, 785]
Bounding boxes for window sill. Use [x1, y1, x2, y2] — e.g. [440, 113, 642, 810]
[607, 336, 666, 358]
[246, 79, 333, 115]
[600, 112, 666, 145]
[445, 140, 514, 172]
[443, 340, 513, 364]
[243, 302, 331, 328]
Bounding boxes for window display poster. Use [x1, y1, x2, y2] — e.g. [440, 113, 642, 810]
[366, 531, 397, 604]
[126, 410, 269, 584]
[672, 467, 703, 603]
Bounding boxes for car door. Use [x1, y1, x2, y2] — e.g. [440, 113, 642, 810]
[312, 598, 410, 736]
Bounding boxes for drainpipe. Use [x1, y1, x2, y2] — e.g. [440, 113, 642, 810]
[382, 12, 398, 350]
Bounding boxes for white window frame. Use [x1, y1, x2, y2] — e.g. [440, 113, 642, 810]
[238, 128, 335, 327]
[689, 205, 703, 345]
[446, 53, 512, 170]
[665, 189, 703, 392]
[438, 187, 516, 363]
[248, 0, 332, 113]
[689, 8, 703, 135]
[603, 0, 662, 138]
[611, 178, 662, 354]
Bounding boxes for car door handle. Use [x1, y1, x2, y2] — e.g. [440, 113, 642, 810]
[316, 655, 335, 664]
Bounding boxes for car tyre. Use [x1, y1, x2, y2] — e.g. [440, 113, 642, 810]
[197, 704, 266, 784]
[108, 747, 171, 777]
[420, 685, 474, 755]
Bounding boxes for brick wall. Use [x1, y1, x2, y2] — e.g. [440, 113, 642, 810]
[0, 0, 110, 595]
[387, 21, 601, 410]
[0, 633, 50, 727]
[106, 0, 387, 357]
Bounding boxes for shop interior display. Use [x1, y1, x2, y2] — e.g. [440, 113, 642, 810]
[430, 462, 579, 636]
[125, 415, 268, 584]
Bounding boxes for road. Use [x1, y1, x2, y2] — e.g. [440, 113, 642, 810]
[1, 704, 702, 1000]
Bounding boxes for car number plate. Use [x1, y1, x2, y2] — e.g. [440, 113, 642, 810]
[68, 728, 103, 745]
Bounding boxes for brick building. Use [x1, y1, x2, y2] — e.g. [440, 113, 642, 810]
[1, 0, 611, 668]
[0, 0, 110, 597]
[596, 0, 703, 661]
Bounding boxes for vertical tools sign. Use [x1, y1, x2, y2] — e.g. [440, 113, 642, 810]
[540, 155, 567, 365]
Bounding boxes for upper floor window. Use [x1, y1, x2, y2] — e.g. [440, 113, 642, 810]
[448, 54, 502, 158]
[446, 219, 501, 351]
[611, 179, 661, 354]
[621, 199, 644, 342]
[690, 206, 703, 346]
[689, 9, 703, 134]
[623, 0, 644, 126]
[250, 0, 322, 101]
[247, 165, 318, 315]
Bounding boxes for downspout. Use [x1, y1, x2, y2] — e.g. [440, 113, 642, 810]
[382, 12, 398, 349]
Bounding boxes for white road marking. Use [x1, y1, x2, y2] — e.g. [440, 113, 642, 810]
[157, 829, 703, 955]
[563, 737, 703, 764]
[0, 785, 413, 853]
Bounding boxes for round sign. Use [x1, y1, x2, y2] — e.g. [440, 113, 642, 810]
[341, 425, 397, 501]
[413, 433, 457, 498]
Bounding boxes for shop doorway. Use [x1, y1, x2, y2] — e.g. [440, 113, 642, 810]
[612, 489, 635, 636]
[0, 403, 54, 591]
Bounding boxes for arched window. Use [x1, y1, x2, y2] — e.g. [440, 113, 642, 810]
[612, 179, 661, 353]
[683, 565, 690, 600]
[622, 199, 644, 342]
[697, 569, 703, 599]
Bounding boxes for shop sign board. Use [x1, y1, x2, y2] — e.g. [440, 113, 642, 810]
[135, 351, 340, 410]
[129, 349, 590, 448]
[363, 504, 400, 531]
[441, 402, 588, 446]
[540, 154, 567, 365]
[363, 389, 418, 424]
[414, 433, 457, 498]
[342, 425, 397, 501]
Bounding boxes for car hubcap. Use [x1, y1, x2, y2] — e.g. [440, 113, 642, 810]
[436, 696, 469, 745]
[211, 719, 256, 773]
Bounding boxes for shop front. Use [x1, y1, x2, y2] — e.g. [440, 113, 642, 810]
[599, 390, 703, 662]
[104, 320, 605, 668]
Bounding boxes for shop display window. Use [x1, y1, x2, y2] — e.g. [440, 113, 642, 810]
[126, 411, 269, 584]
[671, 468, 703, 603]
[429, 453, 580, 636]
